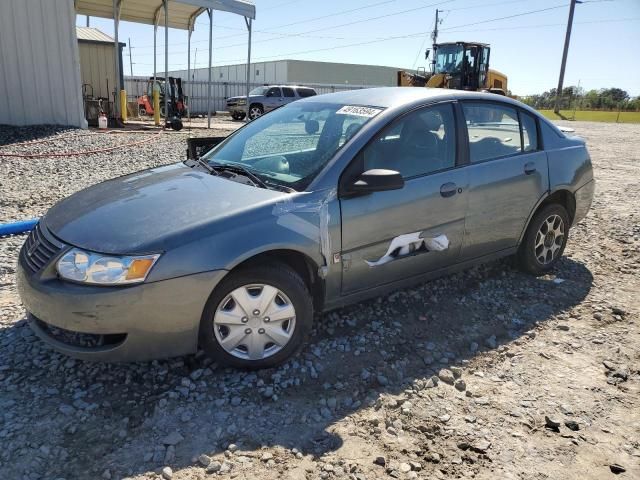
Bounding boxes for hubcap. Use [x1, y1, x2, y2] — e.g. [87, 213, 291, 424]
[213, 284, 296, 361]
[534, 214, 565, 265]
[249, 107, 262, 120]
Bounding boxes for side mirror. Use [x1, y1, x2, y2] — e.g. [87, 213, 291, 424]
[347, 169, 404, 194]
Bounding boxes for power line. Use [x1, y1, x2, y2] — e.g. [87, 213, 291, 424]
[197, 0, 457, 51]
[129, 11, 638, 68]
[439, 3, 569, 31]
[131, 17, 638, 66]
[205, 3, 575, 64]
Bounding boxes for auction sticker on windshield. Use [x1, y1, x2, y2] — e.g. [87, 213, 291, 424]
[336, 105, 384, 117]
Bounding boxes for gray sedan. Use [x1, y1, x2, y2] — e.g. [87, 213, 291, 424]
[17, 88, 594, 369]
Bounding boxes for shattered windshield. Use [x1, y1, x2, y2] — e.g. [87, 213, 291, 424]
[202, 102, 383, 190]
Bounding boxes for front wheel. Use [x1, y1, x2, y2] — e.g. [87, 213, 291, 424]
[199, 264, 313, 369]
[517, 203, 570, 275]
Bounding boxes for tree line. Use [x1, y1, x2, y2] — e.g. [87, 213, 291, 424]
[519, 87, 640, 111]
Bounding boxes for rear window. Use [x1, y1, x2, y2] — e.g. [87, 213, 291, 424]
[462, 103, 522, 163]
[296, 88, 316, 98]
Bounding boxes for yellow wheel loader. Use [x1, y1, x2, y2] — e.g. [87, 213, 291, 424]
[398, 41, 508, 95]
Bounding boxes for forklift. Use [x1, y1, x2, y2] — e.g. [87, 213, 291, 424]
[137, 76, 188, 130]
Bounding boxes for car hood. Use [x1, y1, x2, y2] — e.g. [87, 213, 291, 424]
[227, 95, 259, 102]
[45, 163, 287, 254]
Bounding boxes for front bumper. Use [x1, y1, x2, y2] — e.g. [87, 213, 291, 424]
[227, 104, 247, 115]
[17, 255, 226, 362]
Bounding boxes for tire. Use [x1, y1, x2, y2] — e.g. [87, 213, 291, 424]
[138, 105, 147, 117]
[231, 112, 240, 120]
[248, 104, 263, 121]
[199, 263, 313, 369]
[517, 203, 570, 276]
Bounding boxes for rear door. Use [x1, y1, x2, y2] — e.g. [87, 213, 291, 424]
[459, 102, 548, 260]
[281, 86, 296, 105]
[339, 103, 468, 294]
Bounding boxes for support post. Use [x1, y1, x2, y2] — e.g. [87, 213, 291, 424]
[245, 17, 252, 123]
[207, 8, 213, 128]
[163, 0, 169, 126]
[153, 25, 157, 83]
[187, 28, 192, 124]
[153, 23, 159, 126]
[554, 0, 577, 114]
[113, 0, 121, 118]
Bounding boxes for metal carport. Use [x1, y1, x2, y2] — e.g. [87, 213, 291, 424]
[74, 0, 256, 127]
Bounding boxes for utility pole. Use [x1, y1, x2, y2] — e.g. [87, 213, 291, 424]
[554, 0, 579, 114]
[430, 9, 442, 72]
[128, 38, 134, 77]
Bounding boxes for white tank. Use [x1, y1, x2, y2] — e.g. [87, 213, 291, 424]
[98, 113, 108, 129]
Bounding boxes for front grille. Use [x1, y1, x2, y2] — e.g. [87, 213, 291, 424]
[20, 223, 64, 274]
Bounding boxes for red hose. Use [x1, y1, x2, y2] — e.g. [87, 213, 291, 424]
[0, 132, 161, 158]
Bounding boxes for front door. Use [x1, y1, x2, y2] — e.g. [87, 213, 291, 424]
[340, 103, 468, 294]
[264, 87, 284, 112]
[459, 102, 549, 260]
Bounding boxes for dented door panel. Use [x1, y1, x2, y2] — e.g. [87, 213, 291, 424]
[340, 168, 468, 294]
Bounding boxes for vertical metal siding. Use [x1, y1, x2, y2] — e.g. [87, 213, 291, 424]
[78, 42, 116, 99]
[0, 0, 87, 128]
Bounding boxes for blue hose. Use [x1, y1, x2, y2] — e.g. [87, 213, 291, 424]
[0, 219, 39, 236]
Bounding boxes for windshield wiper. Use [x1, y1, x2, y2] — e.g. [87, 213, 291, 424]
[185, 157, 217, 175]
[210, 163, 268, 189]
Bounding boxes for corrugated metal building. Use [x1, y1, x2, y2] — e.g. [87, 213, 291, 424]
[170, 59, 404, 87]
[77, 27, 124, 100]
[0, 0, 87, 128]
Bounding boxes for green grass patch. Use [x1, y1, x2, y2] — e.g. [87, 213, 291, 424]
[537, 109, 640, 124]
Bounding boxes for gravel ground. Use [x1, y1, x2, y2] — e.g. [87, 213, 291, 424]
[0, 120, 638, 480]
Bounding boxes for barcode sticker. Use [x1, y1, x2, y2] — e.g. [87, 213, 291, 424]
[336, 105, 383, 117]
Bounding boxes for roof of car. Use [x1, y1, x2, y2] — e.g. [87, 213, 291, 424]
[300, 87, 535, 113]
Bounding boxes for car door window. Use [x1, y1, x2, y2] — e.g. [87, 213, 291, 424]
[296, 88, 316, 98]
[462, 103, 521, 162]
[282, 87, 295, 98]
[520, 111, 538, 152]
[362, 104, 456, 178]
[266, 87, 282, 97]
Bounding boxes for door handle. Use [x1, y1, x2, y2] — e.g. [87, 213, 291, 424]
[524, 162, 537, 175]
[440, 182, 457, 198]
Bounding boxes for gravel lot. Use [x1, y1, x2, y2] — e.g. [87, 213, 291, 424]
[0, 119, 638, 480]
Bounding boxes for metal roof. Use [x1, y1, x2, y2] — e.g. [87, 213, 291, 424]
[74, 0, 255, 30]
[76, 26, 114, 43]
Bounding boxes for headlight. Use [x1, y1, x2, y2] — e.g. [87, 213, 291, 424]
[57, 248, 160, 285]
[236, 99, 247, 105]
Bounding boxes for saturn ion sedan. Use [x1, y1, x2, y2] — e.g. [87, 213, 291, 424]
[17, 88, 594, 369]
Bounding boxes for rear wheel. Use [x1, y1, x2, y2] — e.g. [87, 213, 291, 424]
[248, 104, 263, 121]
[199, 264, 313, 369]
[517, 203, 570, 275]
[138, 105, 147, 117]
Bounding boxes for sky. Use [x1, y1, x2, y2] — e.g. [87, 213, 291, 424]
[77, 0, 640, 97]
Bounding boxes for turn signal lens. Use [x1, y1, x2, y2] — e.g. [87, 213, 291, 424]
[126, 258, 156, 280]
